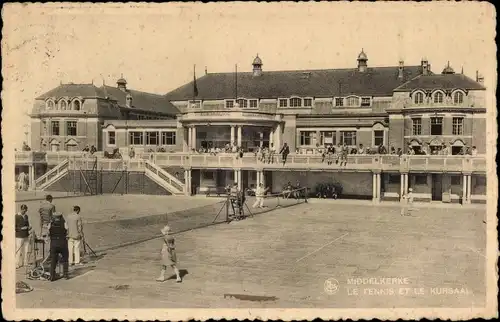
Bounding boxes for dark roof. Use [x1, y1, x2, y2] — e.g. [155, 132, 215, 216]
[35, 83, 180, 115]
[36, 84, 106, 100]
[394, 73, 485, 92]
[165, 66, 423, 101]
[102, 85, 179, 115]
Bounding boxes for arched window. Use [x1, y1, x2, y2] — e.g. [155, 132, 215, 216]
[60, 100, 67, 110]
[433, 91, 444, 104]
[346, 96, 360, 107]
[414, 92, 424, 104]
[453, 91, 464, 104]
[47, 100, 54, 109]
[290, 97, 302, 107]
[73, 100, 81, 110]
[236, 99, 248, 108]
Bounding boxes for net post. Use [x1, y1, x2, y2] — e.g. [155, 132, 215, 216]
[226, 194, 230, 222]
[305, 187, 308, 203]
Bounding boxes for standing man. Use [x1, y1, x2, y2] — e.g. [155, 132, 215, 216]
[15, 204, 31, 269]
[39, 194, 56, 238]
[252, 183, 269, 208]
[48, 212, 69, 281]
[279, 143, 290, 166]
[66, 206, 84, 266]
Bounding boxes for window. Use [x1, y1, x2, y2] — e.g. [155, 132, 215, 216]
[346, 96, 360, 107]
[414, 92, 424, 104]
[433, 91, 444, 103]
[303, 98, 313, 107]
[51, 121, 60, 136]
[146, 131, 159, 145]
[430, 117, 443, 135]
[300, 131, 314, 146]
[452, 117, 464, 135]
[334, 97, 344, 107]
[361, 97, 371, 107]
[161, 131, 176, 145]
[373, 130, 384, 146]
[73, 100, 81, 110]
[129, 131, 143, 145]
[388, 174, 401, 184]
[412, 118, 422, 135]
[47, 101, 54, 109]
[290, 97, 302, 107]
[66, 121, 77, 136]
[414, 175, 427, 185]
[108, 131, 116, 145]
[340, 131, 357, 146]
[453, 91, 464, 104]
[451, 175, 461, 185]
[237, 99, 248, 108]
[249, 99, 258, 108]
[320, 131, 336, 146]
[60, 100, 67, 110]
[189, 100, 201, 109]
[225, 100, 234, 108]
[279, 99, 288, 107]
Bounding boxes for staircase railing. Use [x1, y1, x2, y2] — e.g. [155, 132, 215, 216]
[35, 159, 69, 190]
[144, 160, 184, 194]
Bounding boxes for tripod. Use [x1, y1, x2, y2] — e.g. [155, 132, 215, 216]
[213, 194, 254, 223]
[82, 237, 97, 258]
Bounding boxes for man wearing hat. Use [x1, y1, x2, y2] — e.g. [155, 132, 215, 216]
[48, 212, 69, 281]
[156, 225, 182, 283]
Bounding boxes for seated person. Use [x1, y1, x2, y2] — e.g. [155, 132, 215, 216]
[294, 181, 302, 199]
[282, 182, 293, 199]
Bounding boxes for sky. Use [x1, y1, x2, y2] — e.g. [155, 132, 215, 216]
[2, 2, 496, 148]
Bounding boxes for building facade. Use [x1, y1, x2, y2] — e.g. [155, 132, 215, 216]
[16, 51, 488, 204]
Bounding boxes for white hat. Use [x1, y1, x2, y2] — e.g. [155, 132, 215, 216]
[409, 188, 413, 192]
[161, 225, 171, 235]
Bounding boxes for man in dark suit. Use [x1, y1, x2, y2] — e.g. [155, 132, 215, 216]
[48, 212, 69, 281]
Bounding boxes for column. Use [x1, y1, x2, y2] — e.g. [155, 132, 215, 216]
[269, 129, 274, 147]
[256, 170, 261, 187]
[275, 123, 282, 149]
[183, 127, 189, 152]
[462, 174, 467, 204]
[188, 127, 192, 150]
[230, 126, 235, 146]
[466, 175, 472, 204]
[376, 173, 381, 202]
[259, 132, 264, 147]
[192, 126, 197, 151]
[184, 169, 191, 196]
[400, 173, 405, 200]
[237, 126, 242, 147]
[28, 165, 35, 190]
[372, 172, 377, 202]
[403, 173, 409, 194]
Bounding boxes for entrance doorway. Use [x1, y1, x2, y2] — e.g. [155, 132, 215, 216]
[431, 174, 442, 201]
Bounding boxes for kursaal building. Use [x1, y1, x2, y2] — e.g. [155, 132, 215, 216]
[16, 51, 487, 204]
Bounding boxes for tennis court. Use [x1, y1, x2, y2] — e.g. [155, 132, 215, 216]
[16, 200, 487, 308]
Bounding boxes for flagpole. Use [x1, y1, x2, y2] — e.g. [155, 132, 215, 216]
[193, 64, 196, 104]
[235, 64, 238, 101]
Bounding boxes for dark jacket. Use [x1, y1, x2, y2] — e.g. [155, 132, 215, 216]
[49, 216, 68, 241]
[15, 214, 30, 238]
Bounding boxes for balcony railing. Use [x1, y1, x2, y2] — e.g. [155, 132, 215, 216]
[16, 151, 487, 173]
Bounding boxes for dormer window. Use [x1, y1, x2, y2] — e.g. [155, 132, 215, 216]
[73, 100, 81, 111]
[303, 98, 313, 107]
[361, 97, 371, 107]
[225, 99, 234, 108]
[433, 91, 444, 104]
[453, 91, 464, 104]
[249, 99, 258, 108]
[47, 100, 54, 109]
[334, 97, 344, 107]
[279, 98, 288, 108]
[414, 92, 424, 104]
[346, 96, 360, 107]
[237, 99, 248, 108]
[189, 100, 201, 109]
[60, 100, 67, 110]
[290, 97, 302, 107]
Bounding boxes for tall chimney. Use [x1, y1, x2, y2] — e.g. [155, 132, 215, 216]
[421, 58, 429, 76]
[398, 60, 404, 79]
[476, 71, 484, 84]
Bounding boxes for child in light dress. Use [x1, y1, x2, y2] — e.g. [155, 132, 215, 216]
[156, 225, 182, 283]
